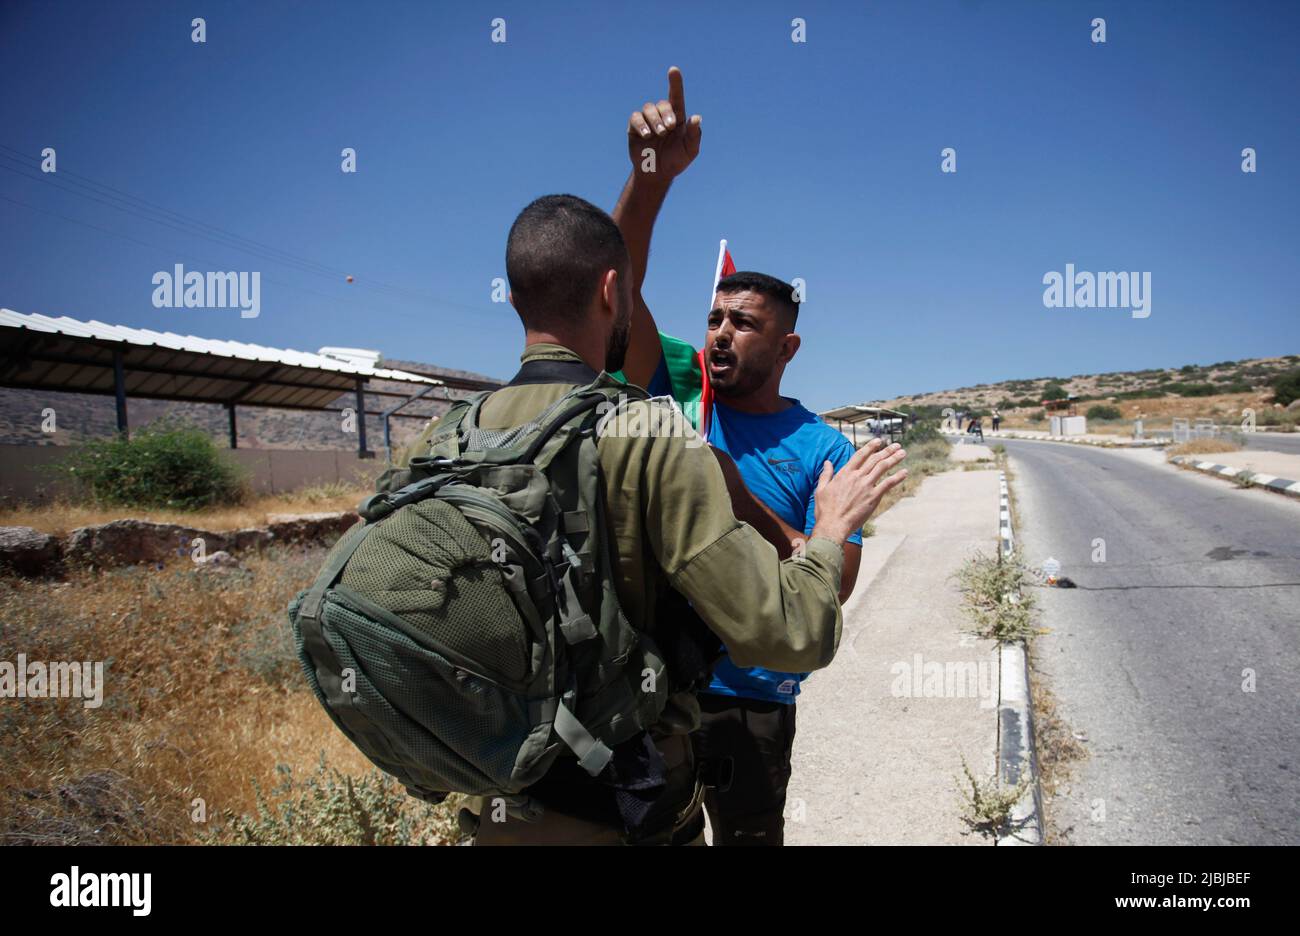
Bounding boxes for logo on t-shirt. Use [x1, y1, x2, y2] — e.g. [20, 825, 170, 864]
[775, 679, 798, 695]
[767, 456, 801, 476]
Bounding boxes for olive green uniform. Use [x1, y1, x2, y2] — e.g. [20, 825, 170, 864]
[399, 344, 845, 844]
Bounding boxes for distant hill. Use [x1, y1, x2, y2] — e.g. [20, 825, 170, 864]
[871, 354, 1300, 416]
[0, 356, 503, 454]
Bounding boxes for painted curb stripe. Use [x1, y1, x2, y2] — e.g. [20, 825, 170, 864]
[995, 470, 1042, 846]
[1176, 456, 1300, 500]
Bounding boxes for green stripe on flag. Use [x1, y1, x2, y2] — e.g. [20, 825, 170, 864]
[609, 331, 704, 432]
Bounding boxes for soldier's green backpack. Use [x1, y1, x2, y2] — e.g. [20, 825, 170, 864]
[288, 376, 675, 804]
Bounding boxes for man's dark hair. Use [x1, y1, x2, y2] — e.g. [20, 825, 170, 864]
[715, 270, 800, 328]
[506, 194, 629, 328]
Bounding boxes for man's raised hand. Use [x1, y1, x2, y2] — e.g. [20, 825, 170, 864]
[627, 66, 702, 183]
[811, 439, 909, 545]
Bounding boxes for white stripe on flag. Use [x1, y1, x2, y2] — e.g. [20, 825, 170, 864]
[710, 238, 727, 309]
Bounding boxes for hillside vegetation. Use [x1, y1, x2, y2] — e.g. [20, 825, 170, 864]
[879, 355, 1300, 432]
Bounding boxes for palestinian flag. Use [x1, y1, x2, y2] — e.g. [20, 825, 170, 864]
[660, 241, 734, 439]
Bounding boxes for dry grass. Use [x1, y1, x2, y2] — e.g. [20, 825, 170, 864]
[864, 438, 954, 526]
[0, 481, 374, 536]
[0, 546, 459, 845]
[1028, 663, 1089, 845]
[954, 551, 1040, 644]
[956, 755, 1030, 840]
[1167, 437, 1242, 458]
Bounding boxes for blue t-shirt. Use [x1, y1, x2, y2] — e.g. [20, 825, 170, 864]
[642, 375, 862, 703]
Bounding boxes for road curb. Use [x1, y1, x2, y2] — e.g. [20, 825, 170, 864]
[1170, 455, 1300, 500]
[990, 432, 1167, 449]
[995, 469, 1044, 846]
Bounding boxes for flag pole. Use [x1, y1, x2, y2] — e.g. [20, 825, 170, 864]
[710, 238, 728, 307]
[698, 238, 727, 444]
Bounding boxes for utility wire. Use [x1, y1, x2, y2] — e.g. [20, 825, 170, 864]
[0, 142, 489, 315]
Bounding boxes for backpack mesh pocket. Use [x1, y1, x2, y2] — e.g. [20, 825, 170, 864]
[291, 591, 555, 797]
[337, 498, 532, 683]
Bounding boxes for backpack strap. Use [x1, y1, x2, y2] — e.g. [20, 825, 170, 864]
[553, 700, 614, 776]
[506, 357, 599, 387]
[425, 395, 481, 461]
[298, 519, 371, 621]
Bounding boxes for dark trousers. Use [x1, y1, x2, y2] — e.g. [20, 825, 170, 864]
[691, 693, 797, 846]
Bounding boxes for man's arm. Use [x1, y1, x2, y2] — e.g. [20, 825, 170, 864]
[711, 445, 804, 559]
[612, 66, 701, 389]
[807, 438, 872, 603]
[634, 422, 907, 673]
[840, 544, 862, 604]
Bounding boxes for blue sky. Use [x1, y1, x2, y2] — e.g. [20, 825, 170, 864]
[2, 0, 1297, 411]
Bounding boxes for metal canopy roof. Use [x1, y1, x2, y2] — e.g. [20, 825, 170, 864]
[0, 308, 442, 411]
[820, 403, 907, 424]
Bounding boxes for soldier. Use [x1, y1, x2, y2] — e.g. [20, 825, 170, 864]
[438, 193, 907, 844]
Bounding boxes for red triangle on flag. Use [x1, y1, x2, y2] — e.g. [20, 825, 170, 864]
[720, 249, 736, 278]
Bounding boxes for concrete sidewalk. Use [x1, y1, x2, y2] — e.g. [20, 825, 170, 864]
[785, 468, 1002, 845]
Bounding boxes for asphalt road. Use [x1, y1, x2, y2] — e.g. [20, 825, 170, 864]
[998, 438, 1300, 845]
[1240, 431, 1300, 455]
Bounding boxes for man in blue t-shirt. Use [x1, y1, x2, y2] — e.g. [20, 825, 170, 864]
[631, 273, 865, 845]
[608, 69, 900, 845]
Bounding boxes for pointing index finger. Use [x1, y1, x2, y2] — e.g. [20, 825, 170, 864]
[668, 66, 686, 123]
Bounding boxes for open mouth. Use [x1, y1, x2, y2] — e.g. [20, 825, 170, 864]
[708, 348, 736, 377]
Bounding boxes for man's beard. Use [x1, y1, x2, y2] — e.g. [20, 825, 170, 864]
[711, 351, 770, 399]
[604, 313, 631, 373]
[605, 300, 631, 371]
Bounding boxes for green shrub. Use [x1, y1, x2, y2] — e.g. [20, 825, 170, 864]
[203, 759, 462, 846]
[1166, 382, 1222, 397]
[60, 420, 246, 510]
[1086, 405, 1122, 421]
[1270, 368, 1300, 407]
[955, 550, 1039, 644]
[1257, 409, 1297, 430]
[1042, 384, 1068, 401]
[901, 420, 943, 446]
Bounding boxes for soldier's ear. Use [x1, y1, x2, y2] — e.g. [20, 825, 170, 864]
[600, 268, 620, 315]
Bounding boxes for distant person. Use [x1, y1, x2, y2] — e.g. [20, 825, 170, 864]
[967, 415, 984, 442]
[991, 408, 1001, 433]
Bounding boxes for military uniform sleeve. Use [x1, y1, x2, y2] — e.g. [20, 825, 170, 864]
[614, 400, 845, 673]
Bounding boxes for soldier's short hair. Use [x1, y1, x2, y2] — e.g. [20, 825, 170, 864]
[506, 194, 629, 329]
